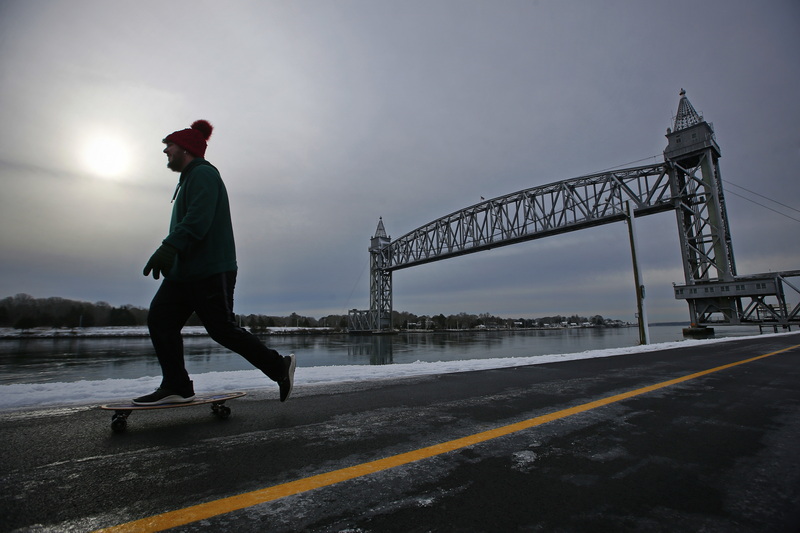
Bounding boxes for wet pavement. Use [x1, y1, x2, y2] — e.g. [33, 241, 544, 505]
[1, 332, 799, 532]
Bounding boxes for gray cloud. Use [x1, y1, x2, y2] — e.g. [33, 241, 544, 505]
[1, 0, 798, 323]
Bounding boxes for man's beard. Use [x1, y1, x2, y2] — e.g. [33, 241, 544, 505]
[167, 154, 184, 172]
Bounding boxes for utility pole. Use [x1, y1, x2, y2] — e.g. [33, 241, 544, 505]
[626, 201, 650, 344]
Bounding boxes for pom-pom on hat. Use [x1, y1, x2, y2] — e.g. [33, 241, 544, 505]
[163, 120, 213, 157]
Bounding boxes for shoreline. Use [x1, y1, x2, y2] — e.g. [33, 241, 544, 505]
[1, 322, 689, 340]
[0, 326, 338, 340]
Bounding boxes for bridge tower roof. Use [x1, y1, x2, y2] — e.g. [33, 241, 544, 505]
[374, 217, 387, 239]
[672, 89, 703, 132]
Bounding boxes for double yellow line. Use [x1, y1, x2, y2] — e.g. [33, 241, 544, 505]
[96, 343, 799, 532]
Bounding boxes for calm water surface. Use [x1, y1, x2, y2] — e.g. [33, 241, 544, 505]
[0, 325, 766, 385]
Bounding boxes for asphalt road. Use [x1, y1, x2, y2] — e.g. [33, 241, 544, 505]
[2, 332, 800, 532]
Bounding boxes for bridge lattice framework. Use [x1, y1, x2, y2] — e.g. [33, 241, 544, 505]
[348, 91, 799, 333]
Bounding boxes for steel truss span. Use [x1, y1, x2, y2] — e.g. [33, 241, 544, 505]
[387, 163, 672, 271]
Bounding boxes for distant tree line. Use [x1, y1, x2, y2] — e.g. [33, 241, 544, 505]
[392, 311, 624, 330]
[0, 294, 343, 332]
[244, 312, 350, 332]
[1, 294, 624, 333]
[0, 294, 148, 330]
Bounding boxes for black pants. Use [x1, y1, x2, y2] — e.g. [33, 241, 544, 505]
[147, 271, 284, 393]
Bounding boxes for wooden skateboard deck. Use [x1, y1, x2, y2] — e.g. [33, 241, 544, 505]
[100, 391, 246, 432]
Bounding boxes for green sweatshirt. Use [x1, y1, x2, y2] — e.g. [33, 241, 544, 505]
[162, 159, 238, 281]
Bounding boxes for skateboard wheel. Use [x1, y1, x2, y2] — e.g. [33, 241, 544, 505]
[111, 416, 128, 433]
[213, 405, 232, 419]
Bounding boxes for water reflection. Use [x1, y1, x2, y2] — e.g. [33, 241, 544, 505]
[347, 335, 394, 365]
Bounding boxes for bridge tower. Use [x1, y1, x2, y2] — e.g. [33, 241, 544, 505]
[665, 89, 740, 324]
[369, 217, 393, 331]
[348, 218, 392, 332]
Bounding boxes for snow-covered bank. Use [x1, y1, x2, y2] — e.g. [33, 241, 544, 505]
[3, 333, 794, 410]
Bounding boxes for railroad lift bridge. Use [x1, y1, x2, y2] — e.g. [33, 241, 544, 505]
[348, 90, 800, 336]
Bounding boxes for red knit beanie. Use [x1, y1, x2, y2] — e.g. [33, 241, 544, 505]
[163, 120, 213, 157]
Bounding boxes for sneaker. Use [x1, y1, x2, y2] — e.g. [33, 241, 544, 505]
[132, 387, 195, 406]
[279, 353, 296, 402]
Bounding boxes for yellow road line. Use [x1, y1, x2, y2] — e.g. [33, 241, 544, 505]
[95, 343, 799, 533]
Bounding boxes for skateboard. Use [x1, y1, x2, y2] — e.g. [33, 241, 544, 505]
[100, 391, 246, 432]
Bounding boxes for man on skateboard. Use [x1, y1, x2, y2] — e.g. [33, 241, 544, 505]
[134, 119, 295, 406]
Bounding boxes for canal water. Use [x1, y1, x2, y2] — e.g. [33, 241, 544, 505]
[0, 325, 765, 386]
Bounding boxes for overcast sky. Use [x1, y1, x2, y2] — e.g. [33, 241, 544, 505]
[1, 0, 798, 324]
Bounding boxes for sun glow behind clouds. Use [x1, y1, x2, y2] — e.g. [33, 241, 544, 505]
[81, 135, 130, 178]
